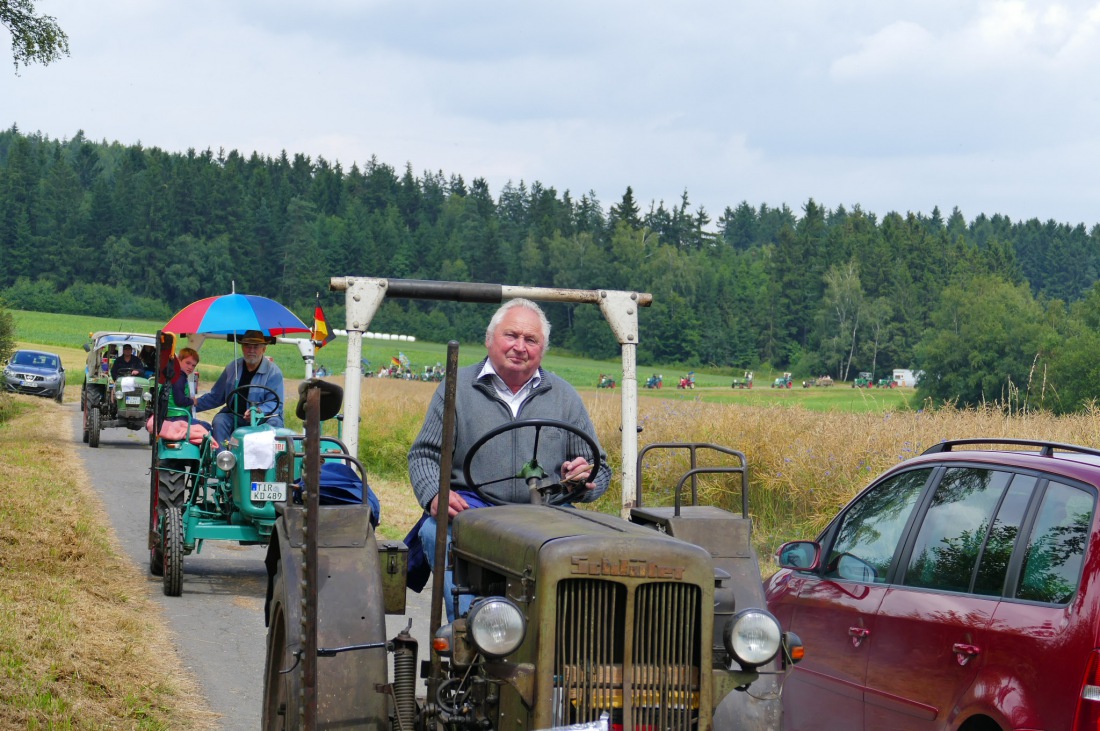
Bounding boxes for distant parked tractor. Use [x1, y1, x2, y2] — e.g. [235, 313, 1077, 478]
[876, 375, 898, 388]
[644, 373, 663, 389]
[802, 375, 834, 388]
[771, 372, 793, 389]
[731, 371, 754, 389]
[420, 364, 444, 382]
[853, 371, 874, 388]
[597, 373, 617, 388]
[678, 371, 696, 389]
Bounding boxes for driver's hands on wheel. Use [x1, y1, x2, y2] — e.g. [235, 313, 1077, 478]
[560, 457, 597, 492]
[430, 491, 470, 518]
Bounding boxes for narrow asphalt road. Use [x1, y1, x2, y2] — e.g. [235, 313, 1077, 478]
[72, 406, 433, 730]
[72, 406, 269, 730]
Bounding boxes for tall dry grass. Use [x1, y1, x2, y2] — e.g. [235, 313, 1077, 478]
[349, 381, 1100, 575]
[0, 396, 216, 730]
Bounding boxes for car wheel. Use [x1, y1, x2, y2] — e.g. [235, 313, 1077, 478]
[54, 388, 63, 404]
[162, 505, 184, 596]
[88, 408, 101, 448]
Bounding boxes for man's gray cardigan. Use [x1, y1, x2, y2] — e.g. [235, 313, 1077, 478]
[407, 359, 611, 508]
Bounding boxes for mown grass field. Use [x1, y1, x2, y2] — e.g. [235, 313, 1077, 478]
[12, 309, 917, 413]
[0, 398, 215, 729]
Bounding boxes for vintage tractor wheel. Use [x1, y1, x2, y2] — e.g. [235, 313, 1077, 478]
[88, 407, 101, 448]
[162, 505, 184, 596]
[262, 562, 298, 729]
[150, 469, 186, 575]
[82, 406, 90, 443]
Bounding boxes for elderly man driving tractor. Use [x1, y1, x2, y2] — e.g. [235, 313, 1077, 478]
[194, 329, 285, 445]
[406, 299, 611, 620]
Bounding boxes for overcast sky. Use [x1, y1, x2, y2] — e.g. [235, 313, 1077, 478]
[6, 1, 1100, 230]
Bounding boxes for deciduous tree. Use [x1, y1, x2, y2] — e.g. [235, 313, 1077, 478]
[1, 0, 69, 71]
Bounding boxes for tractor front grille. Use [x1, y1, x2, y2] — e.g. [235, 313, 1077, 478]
[554, 579, 701, 731]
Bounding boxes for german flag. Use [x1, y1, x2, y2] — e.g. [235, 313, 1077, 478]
[312, 304, 336, 348]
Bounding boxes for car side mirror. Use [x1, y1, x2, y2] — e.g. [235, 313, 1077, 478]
[776, 540, 821, 571]
[835, 553, 878, 582]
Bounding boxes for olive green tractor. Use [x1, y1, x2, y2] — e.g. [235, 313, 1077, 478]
[261, 278, 801, 731]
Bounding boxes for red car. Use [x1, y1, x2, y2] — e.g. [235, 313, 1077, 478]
[765, 438, 1100, 731]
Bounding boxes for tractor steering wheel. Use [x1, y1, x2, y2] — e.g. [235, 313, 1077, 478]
[226, 384, 282, 425]
[461, 418, 602, 506]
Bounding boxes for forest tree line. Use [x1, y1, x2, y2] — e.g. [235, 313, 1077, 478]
[3, 125, 1100, 413]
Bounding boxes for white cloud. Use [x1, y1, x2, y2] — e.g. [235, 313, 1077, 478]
[3, 0, 1100, 227]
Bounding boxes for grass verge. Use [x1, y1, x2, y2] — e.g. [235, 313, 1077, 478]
[0, 394, 216, 730]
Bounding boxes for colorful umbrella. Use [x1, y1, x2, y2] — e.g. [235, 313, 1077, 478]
[163, 294, 310, 337]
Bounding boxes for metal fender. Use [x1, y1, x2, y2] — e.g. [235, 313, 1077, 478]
[262, 504, 390, 728]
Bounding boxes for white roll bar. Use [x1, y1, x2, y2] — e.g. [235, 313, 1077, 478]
[330, 277, 652, 517]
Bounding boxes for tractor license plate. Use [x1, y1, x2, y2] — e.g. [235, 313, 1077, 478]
[251, 481, 287, 502]
[125, 396, 141, 405]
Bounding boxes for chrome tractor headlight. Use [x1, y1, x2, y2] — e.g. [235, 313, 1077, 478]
[467, 597, 526, 658]
[723, 608, 782, 669]
[215, 450, 237, 472]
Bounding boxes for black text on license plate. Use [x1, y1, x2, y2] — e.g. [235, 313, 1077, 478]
[251, 482, 287, 502]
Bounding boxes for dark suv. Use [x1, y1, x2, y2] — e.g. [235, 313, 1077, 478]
[3, 349, 65, 402]
[765, 438, 1100, 731]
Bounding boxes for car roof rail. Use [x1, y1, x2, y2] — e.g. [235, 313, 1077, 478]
[921, 438, 1100, 459]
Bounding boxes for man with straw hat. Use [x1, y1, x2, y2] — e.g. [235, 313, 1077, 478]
[195, 330, 285, 444]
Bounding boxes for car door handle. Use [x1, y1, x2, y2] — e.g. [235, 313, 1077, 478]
[952, 643, 981, 666]
[848, 626, 871, 648]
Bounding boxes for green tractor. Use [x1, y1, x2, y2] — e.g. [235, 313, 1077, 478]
[853, 371, 874, 388]
[597, 373, 617, 388]
[146, 332, 362, 597]
[259, 277, 803, 731]
[731, 370, 754, 389]
[771, 372, 793, 388]
[81, 331, 157, 448]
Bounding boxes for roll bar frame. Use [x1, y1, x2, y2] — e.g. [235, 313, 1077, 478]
[330, 277, 652, 516]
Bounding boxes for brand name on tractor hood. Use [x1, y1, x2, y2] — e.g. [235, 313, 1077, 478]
[570, 556, 686, 580]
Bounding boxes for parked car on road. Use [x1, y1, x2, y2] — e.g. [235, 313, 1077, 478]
[765, 438, 1100, 731]
[3, 349, 65, 402]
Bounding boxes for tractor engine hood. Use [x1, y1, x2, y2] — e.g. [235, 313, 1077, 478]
[450, 504, 715, 586]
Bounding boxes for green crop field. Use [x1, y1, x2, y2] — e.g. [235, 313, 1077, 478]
[10, 309, 917, 413]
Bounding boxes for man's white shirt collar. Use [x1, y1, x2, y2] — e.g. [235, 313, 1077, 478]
[479, 360, 541, 417]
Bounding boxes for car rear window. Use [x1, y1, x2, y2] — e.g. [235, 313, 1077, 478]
[1015, 481, 1093, 604]
[973, 474, 1036, 596]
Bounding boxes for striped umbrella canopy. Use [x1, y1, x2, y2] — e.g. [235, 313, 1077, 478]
[163, 293, 310, 337]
